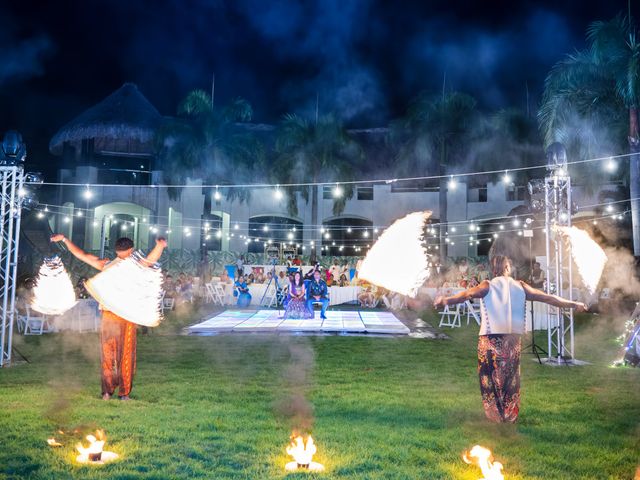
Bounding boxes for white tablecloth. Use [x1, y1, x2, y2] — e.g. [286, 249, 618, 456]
[328, 286, 360, 305]
[51, 299, 100, 332]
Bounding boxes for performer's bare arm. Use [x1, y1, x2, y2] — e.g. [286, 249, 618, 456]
[433, 280, 490, 308]
[144, 237, 168, 264]
[50, 234, 108, 271]
[520, 281, 587, 312]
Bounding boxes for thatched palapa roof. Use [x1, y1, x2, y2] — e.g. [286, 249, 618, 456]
[49, 83, 162, 155]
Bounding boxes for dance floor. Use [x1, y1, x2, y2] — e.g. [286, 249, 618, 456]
[187, 309, 410, 335]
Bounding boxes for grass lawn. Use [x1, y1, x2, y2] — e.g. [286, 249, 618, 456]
[0, 309, 638, 479]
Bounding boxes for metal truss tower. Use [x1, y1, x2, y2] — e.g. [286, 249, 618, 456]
[543, 169, 576, 364]
[0, 166, 25, 366]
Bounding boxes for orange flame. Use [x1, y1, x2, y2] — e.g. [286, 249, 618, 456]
[285, 435, 325, 472]
[75, 429, 119, 464]
[463, 445, 504, 480]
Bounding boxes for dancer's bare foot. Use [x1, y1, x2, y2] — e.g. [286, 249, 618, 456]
[102, 393, 111, 401]
[119, 395, 131, 401]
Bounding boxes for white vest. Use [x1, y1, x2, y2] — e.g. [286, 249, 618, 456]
[479, 276, 526, 335]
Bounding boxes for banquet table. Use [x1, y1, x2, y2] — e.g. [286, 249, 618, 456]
[51, 299, 100, 332]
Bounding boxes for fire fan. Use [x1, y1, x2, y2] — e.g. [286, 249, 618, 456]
[31, 256, 77, 315]
[84, 251, 163, 327]
[358, 211, 432, 297]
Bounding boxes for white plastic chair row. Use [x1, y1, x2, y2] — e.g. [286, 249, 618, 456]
[438, 304, 461, 328]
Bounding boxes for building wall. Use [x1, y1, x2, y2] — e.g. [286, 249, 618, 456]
[55, 164, 612, 258]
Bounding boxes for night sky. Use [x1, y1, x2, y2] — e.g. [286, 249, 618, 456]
[0, 0, 635, 174]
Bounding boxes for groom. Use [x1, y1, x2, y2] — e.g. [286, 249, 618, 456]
[306, 269, 329, 319]
[50, 234, 167, 400]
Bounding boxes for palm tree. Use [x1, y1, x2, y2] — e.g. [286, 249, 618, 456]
[394, 91, 479, 257]
[155, 90, 265, 201]
[273, 114, 363, 261]
[539, 14, 640, 255]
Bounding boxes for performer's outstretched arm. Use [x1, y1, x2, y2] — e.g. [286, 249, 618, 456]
[434, 280, 490, 308]
[50, 234, 108, 271]
[144, 237, 168, 264]
[520, 281, 587, 312]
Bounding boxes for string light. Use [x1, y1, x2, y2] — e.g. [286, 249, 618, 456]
[502, 170, 511, 184]
[83, 188, 93, 200]
[274, 186, 283, 200]
[333, 184, 343, 198]
[214, 187, 221, 201]
[447, 175, 457, 190]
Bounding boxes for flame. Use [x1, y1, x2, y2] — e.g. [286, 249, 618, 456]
[76, 430, 105, 457]
[31, 256, 77, 315]
[47, 438, 63, 447]
[463, 445, 504, 480]
[553, 226, 607, 295]
[285, 435, 325, 472]
[75, 429, 118, 464]
[84, 251, 164, 327]
[359, 211, 432, 297]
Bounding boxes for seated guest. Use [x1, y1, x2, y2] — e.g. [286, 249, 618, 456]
[75, 277, 90, 299]
[177, 272, 193, 302]
[234, 275, 252, 307]
[329, 259, 342, 284]
[358, 283, 377, 308]
[469, 276, 480, 288]
[292, 255, 302, 266]
[219, 270, 232, 284]
[246, 273, 255, 285]
[306, 269, 329, 319]
[284, 271, 313, 319]
[338, 273, 349, 287]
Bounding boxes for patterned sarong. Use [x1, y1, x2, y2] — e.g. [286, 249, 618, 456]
[477, 334, 521, 423]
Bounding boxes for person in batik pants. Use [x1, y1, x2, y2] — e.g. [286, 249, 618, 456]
[435, 256, 586, 423]
[50, 234, 167, 400]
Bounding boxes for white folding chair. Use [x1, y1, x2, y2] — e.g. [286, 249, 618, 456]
[161, 292, 175, 312]
[14, 309, 27, 334]
[23, 306, 52, 335]
[213, 284, 227, 305]
[204, 283, 216, 304]
[261, 283, 278, 308]
[465, 300, 481, 326]
[438, 304, 461, 328]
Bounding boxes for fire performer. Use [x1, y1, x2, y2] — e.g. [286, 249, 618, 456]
[434, 255, 587, 423]
[50, 234, 167, 401]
